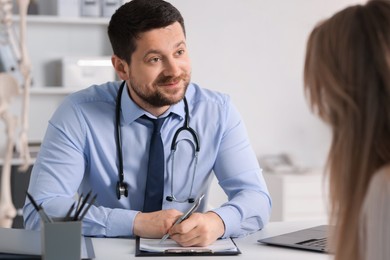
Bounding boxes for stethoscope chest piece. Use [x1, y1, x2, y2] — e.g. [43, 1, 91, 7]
[116, 180, 128, 200]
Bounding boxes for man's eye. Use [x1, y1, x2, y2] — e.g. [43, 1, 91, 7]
[177, 49, 185, 55]
[149, 57, 161, 63]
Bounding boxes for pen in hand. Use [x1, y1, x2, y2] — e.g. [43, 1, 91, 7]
[160, 194, 205, 244]
[26, 192, 53, 223]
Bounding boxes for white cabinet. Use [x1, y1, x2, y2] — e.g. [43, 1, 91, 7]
[264, 171, 329, 222]
[23, 15, 111, 88]
[11, 15, 112, 143]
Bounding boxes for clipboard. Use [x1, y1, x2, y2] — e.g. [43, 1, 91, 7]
[135, 236, 241, 257]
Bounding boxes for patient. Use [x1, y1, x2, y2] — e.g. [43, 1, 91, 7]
[303, 0, 390, 260]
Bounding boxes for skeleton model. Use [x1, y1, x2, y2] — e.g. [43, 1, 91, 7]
[0, 0, 31, 228]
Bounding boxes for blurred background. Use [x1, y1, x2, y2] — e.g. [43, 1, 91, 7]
[0, 0, 366, 227]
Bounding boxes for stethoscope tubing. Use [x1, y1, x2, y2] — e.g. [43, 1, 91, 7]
[115, 81, 200, 202]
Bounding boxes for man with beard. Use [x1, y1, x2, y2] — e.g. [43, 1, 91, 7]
[24, 0, 271, 246]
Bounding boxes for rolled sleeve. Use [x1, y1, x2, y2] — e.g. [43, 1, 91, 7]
[212, 98, 272, 237]
[105, 209, 139, 237]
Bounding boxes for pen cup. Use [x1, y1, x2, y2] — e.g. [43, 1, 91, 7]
[41, 219, 82, 260]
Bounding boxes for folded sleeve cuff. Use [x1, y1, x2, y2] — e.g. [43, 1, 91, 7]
[106, 209, 140, 237]
[211, 206, 242, 238]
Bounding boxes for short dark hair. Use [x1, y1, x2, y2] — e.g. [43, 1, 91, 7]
[107, 0, 186, 64]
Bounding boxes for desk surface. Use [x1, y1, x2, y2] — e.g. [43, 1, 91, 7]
[92, 220, 332, 260]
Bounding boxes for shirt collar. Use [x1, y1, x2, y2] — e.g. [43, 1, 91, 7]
[120, 82, 186, 125]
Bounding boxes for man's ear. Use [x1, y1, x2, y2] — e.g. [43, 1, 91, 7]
[111, 55, 129, 80]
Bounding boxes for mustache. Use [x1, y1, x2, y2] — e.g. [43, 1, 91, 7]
[155, 74, 188, 85]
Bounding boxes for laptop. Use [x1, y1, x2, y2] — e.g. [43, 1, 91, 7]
[258, 225, 331, 253]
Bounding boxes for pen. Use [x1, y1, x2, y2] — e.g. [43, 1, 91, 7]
[76, 192, 84, 213]
[160, 194, 205, 244]
[64, 202, 76, 220]
[78, 194, 97, 221]
[74, 190, 92, 220]
[26, 192, 53, 223]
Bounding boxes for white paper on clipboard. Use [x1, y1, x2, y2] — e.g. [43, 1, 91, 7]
[140, 238, 239, 253]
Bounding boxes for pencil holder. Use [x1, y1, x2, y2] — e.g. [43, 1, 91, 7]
[41, 219, 82, 260]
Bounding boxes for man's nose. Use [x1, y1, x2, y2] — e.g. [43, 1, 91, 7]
[163, 58, 181, 77]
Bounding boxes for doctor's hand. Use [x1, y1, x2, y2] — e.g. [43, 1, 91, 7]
[168, 211, 225, 247]
[133, 209, 183, 238]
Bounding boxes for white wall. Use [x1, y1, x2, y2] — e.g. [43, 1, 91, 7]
[167, 0, 365, 213]
[1, 0, 365, 169]
[170, 0, 364, 168]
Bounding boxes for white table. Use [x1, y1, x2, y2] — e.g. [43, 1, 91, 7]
[92, 220, 332, 260]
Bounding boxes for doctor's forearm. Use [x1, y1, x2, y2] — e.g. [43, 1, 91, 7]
[213, 191, 271, 238]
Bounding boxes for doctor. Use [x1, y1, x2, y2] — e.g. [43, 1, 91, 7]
[24, 0, 271, 247]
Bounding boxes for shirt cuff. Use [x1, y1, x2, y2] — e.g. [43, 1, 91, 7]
[211, 206, 241, 238]
[106, 208, 139, 237]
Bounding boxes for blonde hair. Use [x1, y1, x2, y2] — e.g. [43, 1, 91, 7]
[304, 1, 390, 259]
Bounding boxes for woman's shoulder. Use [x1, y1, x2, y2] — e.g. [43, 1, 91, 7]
[361, 164, 390, 214]
[369, 165, 390, 190]
[360, 167, 390, 260]
[362, 164, 390, 211]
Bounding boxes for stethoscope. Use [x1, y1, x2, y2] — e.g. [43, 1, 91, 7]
[115, 81, 200, 203]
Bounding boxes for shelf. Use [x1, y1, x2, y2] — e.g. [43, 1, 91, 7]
[14, 15, 110, 25]
[0, 152, 36, 165]
[30, 87, 76, 95]
[2, 12, 112, 149]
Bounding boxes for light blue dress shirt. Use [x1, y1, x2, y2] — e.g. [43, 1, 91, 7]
[23, 81, 271, 238]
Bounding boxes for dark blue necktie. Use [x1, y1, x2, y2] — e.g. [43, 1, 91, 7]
[143, 117, 166, 212]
